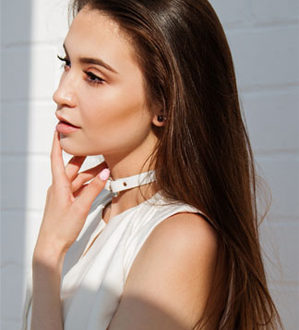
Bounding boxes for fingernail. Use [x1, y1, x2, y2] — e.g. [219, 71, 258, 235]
[99, 168, 110, 181]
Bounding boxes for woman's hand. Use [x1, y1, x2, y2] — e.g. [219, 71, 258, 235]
[33, 130, 110, 267]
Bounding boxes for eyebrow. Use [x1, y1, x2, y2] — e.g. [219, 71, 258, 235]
[63, 43, 118, 74]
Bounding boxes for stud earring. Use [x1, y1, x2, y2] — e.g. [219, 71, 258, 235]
[157, 114, 165, 122]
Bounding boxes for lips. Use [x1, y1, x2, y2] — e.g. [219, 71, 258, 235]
[55, 112, 80, 128]
[56, 121, 81, 134]
[58, 119, 80, 128]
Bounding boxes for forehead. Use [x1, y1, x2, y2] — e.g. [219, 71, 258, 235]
[64, 7, 139, 73]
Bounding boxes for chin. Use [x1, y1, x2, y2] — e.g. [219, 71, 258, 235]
[59, 135, 102, 157]
[58, 137, 87, 156]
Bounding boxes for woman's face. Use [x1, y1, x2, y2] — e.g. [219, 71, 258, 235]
[53, 7, 160, 159]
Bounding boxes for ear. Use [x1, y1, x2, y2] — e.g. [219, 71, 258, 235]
[152, 112, 166, 127]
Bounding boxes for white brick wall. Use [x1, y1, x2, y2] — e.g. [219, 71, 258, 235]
[1, 1, 298, 329]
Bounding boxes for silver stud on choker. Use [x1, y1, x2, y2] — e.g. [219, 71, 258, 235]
[104, 170, 156, 196]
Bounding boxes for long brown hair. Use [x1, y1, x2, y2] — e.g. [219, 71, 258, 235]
[70, 0, 283, 328]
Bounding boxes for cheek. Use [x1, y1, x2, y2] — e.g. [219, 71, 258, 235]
[81, 86, 150, 133]
[75, 104, 151, 158]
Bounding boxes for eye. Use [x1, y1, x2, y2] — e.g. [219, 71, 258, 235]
[57, 54, 105, 87]
[84, 71, 105, 86]
[57, 54, 70, 69]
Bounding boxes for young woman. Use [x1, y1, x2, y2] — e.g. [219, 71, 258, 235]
[22, 0, 283, 329]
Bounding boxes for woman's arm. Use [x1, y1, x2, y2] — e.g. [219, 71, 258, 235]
[31, 247, 65, 330]
[107, 212, 219, 330]
[30, 131, 109, 329]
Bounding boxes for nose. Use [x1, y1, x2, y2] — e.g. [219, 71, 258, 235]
[52, 74, 77, 108]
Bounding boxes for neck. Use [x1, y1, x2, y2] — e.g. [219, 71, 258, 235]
[100, 159, 159, 224]
[103, 131, 158, 180]
[101, 133, 159, 223]
[103, 166, 159, 217]
[103, 151, 156, 180]
[102, 181, 160, 224]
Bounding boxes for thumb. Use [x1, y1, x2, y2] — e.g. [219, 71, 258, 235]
[73, 168, 110, 215]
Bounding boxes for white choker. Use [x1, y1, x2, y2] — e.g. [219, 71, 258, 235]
[104, 170, 156, 196]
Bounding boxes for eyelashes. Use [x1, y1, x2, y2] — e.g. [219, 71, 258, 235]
[85, 71, 105, 86]
[56, 54, 105, 86]
[57, 54, 71, 70]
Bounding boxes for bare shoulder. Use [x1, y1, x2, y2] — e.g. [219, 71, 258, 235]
[108, 212, 219, 330]
[140, 211, 219, 268]
[150, 211, 218, 252]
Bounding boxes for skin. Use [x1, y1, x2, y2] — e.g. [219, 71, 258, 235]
[31, 6, 218, 330]
[53, 7, 162, 172]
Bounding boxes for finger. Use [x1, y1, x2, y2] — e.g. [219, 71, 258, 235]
[71, 161, 108, 192]
[50, 131, 68, 184]
[72, 168, 110, 216]
[65, 156, 86, 181]
[72, 184, 86, 198]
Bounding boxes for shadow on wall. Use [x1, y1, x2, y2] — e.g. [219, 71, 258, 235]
[1, 0, 32, 329]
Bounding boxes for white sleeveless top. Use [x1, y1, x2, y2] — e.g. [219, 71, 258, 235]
[22, 189, 208, 330]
